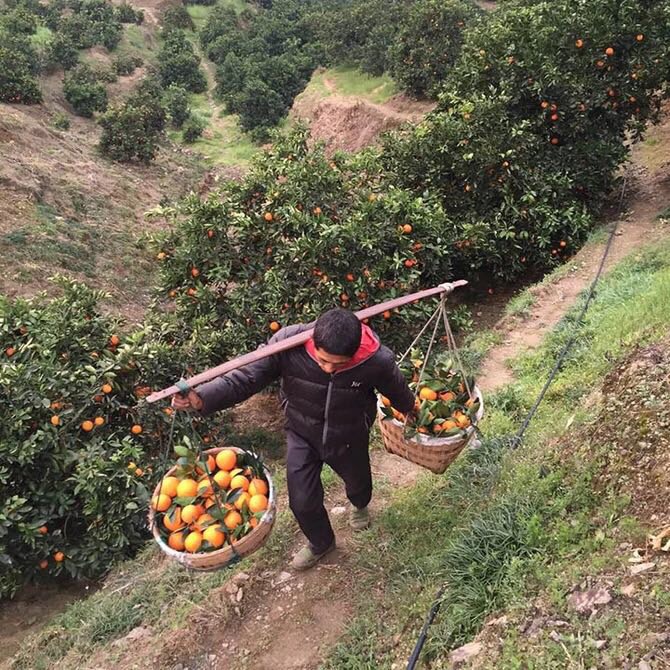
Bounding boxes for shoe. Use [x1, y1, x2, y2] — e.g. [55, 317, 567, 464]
[349, 505, 370, 531]
[290, 540, 336, 571]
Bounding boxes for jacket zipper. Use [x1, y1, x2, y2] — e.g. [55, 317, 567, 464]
[322, 375, 334, 445]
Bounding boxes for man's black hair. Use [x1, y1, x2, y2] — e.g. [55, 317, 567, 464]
[313, 308, 362, 357]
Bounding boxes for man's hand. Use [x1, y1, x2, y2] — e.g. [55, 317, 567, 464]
[171, 390, 204, 412]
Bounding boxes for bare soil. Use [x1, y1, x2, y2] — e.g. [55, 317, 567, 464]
[291, 72, 435, 154]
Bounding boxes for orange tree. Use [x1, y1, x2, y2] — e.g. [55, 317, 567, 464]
[150, 125, 456, 358]
[0, 277, 219, 597]
[382, 0, 670, 280]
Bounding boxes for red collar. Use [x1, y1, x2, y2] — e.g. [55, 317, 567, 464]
[305, 323, 380, 372]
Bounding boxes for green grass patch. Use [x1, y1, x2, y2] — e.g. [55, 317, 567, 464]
[30, 25, 53, 48]
[302, 66, 398, 105]
[504, 289, 535, 318]
[184, 114, 259, 167]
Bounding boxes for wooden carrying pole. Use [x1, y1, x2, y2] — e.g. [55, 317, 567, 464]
[145, 280, 468, 404]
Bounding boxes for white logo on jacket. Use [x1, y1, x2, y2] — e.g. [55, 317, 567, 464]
[351, 381, 361, 388]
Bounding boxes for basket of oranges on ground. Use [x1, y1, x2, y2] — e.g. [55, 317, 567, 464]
[148, 442, 276, 571]
[377, 354, 483, 474]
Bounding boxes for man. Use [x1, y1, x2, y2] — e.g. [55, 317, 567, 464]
[171, 308, 415, 570]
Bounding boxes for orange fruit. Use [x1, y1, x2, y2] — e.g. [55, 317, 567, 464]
[131, 424, 143, 435]
[248, 478, 269, 497]
[249, 494, 268, 514]
[216, 449, 237, 471]
[176, 479, 198, 498]
[230, 475, 249, 492]
[383, 310, 392, 320]
[102, 383, 113, 394]
[636, 33, 644, 42]
[54, 551, 65, 562]
[419, 388, 438, 401]
[191, 268, 200, 278]
[269, 321, 281, 332]
[575, 39, 584, 48]
[203, 525, 225, 548]
[81, 420, 94, 432]
[135, 468, 143, 477]
[234, 492, 251, 511]
[440, 419, 458, 431]
[184, 531, 202, 553]
[159, 476, 179, 497]
[605, 47, 614, 56]
[152, 494, 172, 512]
[402, 224, 412, 234]
[168, 531, 187, 551]
[38, 525, 48, 535]
[207, 229, 214, 238]
[197, 454, 216, 475]
[109, 335, 120, 347]
[214, 470, 232, 490]
[194, 513, 215, 531]
[181, 504, 205, 524]
[249, 517, 259, 529]
[224, 510, 242, 530]
[94, 417, 104, 427]
[39, 559, 48, 569]
[5, 346, 16, 357]
[455, 414, 471, 429]
[439, 391, 456, 402]
[163, 508, 183, 531]
[50, 415, 60, 427]
[197, 479, 213, 497]
[264, 212, 273, 222]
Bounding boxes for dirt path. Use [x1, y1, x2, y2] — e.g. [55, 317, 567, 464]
[479, 165, 670, 391]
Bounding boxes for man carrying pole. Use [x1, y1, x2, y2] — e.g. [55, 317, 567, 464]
[171, 307, 415, 570]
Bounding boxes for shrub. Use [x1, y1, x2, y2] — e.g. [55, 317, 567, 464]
[182, 113, 206, 142]
[58, 0, 124, 51]
[150, 125, 454, 359]
[0, 277, 228, 598]
[0, 31, 42, 104]
[63, 63, 108, 117]
[162, 83, 190, 128]
[0, 6, 38, 34]
[157, 29, 206, 93]
[204, 0, 319, 134]
[98, 78, 166, 162]
[382, 0, 670, 281]
[161, 5, 194, 31]
[47, 31, 80, 70]
[51, 111, 71, 130]
[388, 0, 482, 98]
[115, 3, 143, 24]
[112, 53, 142, 76]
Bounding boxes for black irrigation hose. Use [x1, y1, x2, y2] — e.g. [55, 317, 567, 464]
[406, 176, 628, 670]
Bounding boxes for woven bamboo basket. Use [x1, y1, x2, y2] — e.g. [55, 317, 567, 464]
[377, 386, 484, 474]
[148, 446, 276, 571]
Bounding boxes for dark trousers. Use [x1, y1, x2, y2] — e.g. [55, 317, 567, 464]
[286, 429, 372, 553]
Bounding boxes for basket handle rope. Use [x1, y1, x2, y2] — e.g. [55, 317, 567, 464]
[393, 295, 473, 448]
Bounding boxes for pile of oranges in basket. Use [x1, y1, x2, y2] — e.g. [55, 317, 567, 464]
[151, 446, 270, 554]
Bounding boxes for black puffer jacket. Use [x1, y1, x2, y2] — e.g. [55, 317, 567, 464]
[197, 324, 414, 453]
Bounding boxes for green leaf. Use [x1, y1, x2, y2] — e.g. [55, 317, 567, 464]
[174, 445, 192, 458]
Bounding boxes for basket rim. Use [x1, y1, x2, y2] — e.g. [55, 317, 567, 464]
[149, 445, 276, 562]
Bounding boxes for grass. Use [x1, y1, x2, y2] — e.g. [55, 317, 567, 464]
[30, 25, 53, 48]
[300, 66, 398, 105]
[173, 113, 259, 168]
[187, 0, 248, 30]
[0, 204, 100, 277]
[504, 289, 535, 318]
[319, 238, 670, 667]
